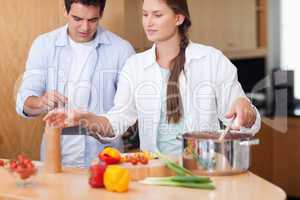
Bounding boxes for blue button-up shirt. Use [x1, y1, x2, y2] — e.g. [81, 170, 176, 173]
[16, 25, 135, 167]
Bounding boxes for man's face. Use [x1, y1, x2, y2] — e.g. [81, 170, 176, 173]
[65, 3, 101, 43]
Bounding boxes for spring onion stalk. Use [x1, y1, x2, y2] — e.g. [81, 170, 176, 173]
[157, 152, 194, 176]
[147, 153, 216, 190]
[145, 176, 212, 183]
[140, 177, 215, 190]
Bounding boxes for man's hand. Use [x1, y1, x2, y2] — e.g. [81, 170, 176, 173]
[23, 90, 68, 116]
[38, 90, 68, 111]
[225, 97, 256, 129]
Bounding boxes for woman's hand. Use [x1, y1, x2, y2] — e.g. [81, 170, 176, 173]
[43, 109, 115, 138]
[43, 108, 82, 128]
[226, 97, 256, 129]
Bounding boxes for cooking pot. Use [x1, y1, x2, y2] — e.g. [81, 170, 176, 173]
[177, 131, 259, 176]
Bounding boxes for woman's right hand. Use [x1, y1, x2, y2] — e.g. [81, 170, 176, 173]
[43, 108, 81, 128]
[43, 109, 115, 138]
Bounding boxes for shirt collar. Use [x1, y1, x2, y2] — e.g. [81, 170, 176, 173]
[55, 24, 111, 48]
[143, 41, 208, 69]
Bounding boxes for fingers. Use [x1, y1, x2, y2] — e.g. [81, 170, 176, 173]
[227, 106, 256, 129]
[41, 91, 68, 111]
[226, 98, 256, 129]
[52, 91, 68, 107]
[43, 109, 81, 128]
[225, 110, 235, 119]
[43, 109, 65, 126]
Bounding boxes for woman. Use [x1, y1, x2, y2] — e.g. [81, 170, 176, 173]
[44, 0, 260, 155]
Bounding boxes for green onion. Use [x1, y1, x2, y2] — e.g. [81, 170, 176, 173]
[170, 175, 211, 183]
[140, 177, 215, 190]
[144, 153, 216, 190]
[145, 176, 211, 183]
[157, 153, 194, 176]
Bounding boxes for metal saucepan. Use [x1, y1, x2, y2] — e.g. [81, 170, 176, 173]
[177, 131, 259, 176]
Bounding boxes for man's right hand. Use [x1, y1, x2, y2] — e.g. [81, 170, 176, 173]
[23, 90, 68, 117]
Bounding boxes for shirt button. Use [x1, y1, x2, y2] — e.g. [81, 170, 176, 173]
[58, 70, 66, 79]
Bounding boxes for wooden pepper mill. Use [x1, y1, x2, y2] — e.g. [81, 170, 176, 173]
[44, 123, 62, 173]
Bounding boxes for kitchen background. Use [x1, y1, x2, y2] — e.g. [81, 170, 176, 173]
[0, 0, 299, 199]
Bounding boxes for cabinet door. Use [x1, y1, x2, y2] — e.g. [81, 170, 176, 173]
[273, 118, 300, 197]
[188, 0, 257, 51]
[0, 0, 61, 159]
[225, 0, 257, 51]
[188, 0, 227, 50]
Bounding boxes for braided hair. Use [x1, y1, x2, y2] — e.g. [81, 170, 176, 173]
[165, 0, 192, 123]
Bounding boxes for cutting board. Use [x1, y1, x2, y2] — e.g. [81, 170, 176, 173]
[119, 159, 173, 181]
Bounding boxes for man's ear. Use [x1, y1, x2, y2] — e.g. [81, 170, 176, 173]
[175, 14, 185, 26]
[63, 10, 68, 18]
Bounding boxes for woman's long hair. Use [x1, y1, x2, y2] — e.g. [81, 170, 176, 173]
[165, 0, 191, 123]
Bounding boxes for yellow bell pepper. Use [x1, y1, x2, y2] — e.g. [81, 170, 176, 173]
[99, 147, 121, 165]
[104, 165, 130, 192]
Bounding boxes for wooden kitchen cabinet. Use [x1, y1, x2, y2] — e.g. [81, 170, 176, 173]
[251, 117, 300, 197]
[250, 122, 274, 183]
[187, 0, 257, 52]
[257, 0, 267, 47]
[273, 117, 300, 197]
[93, 0, 260, 54]
[0, 0, 61, 160]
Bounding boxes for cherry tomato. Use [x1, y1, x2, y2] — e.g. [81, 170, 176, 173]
[0, 160, 4, 167]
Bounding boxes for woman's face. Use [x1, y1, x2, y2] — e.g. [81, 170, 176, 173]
[142, 0, 184, 43]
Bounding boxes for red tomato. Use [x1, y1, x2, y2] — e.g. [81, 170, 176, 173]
[130, 157, 138, 165]
[10, 161, 18, 171]
[23, 159, 32, 165]
[17, 154, 28, 162]
[139, 156, 149, 165]
[19, 170, 31, 180]
[0, 160, 4, 167]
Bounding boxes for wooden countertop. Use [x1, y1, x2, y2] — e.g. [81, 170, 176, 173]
[0, 165, 286, 200]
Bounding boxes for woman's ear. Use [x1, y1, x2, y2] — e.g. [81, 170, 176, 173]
[175, 14, 185, 26]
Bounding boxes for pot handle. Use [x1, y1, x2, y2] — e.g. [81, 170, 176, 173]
[176, 133, 183, 141]
[239, 139, 260, 146]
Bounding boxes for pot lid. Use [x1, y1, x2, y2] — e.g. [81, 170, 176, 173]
[182, 131, 253, 140]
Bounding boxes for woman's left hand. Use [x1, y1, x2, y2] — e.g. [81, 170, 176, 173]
[226, 97, 256, 129]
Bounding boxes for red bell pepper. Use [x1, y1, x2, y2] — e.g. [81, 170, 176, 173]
[88, 162, 106, 188]
[99, 147, 121, 165]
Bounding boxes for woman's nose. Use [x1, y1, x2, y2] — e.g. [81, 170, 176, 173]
[146, 16, 154, 28]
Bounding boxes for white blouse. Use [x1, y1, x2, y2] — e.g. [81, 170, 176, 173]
[101, 42, 261, 152]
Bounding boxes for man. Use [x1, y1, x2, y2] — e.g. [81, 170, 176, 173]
[16, 0, 135, 167]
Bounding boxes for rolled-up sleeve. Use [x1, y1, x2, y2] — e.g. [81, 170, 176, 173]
[215, 51, 261, 134]
[100, 57, 138, 140]
[115, 41, 135, 86]
[16, 36, 48, 118]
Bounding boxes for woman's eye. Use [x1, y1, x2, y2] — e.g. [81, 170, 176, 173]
[155, 14, 163, 18]
[143, 13, 148, 17]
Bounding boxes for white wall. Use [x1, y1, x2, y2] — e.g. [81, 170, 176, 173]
[280, 0, 300, 99]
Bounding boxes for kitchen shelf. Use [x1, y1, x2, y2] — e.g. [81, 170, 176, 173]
[224, 47, 267, 60]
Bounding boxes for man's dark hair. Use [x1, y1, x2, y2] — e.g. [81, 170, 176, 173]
[64, 0, 106, 17]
